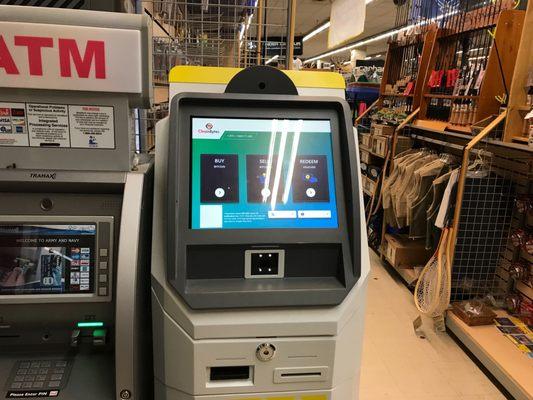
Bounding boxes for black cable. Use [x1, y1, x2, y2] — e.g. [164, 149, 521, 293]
[492, 37, 509, 104]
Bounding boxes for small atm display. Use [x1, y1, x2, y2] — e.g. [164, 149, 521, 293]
[190, 117, 339, 229]
[0, 224, 96, 295]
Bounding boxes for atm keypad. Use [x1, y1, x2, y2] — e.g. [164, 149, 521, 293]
[7, 360, 72, 391]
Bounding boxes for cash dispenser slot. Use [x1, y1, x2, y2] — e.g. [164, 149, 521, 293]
[209, 366, 251, 381]
[207, 366, 254, 388]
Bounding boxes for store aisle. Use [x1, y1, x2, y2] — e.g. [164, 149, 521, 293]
[359, 251, 507, 400]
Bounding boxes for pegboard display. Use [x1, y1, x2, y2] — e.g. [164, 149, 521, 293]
[417, 7, 524, 135]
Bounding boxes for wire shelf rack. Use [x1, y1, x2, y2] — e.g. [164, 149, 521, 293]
[135, 0, 293, 155]
[147, 0, 291, 74]
[406, 120, 532, 303]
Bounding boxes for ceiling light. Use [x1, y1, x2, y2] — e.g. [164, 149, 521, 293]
[364, 56, 372, 60]
[303, 21, 331, 42]
[304, 10, 458, 64]
[374, 54, 382, 58]
[265, 54, 279, 65]
[304, 26, 403, 64]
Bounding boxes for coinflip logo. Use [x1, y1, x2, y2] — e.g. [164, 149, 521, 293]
[197, 122, 220, 135]
[29, 172, 57, 180]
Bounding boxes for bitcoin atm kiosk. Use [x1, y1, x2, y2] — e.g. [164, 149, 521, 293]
[152, 66, 371, 399]
[0, 6, 152, 400]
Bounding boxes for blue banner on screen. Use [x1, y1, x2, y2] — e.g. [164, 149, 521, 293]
[190, 117, 339, 229]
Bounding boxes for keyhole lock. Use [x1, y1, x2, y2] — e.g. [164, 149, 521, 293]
[256, 343, 276, 362]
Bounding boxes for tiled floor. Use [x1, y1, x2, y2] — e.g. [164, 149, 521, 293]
[359, 251, 507, 400]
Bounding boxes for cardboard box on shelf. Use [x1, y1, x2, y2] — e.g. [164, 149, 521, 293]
[360, 132, 372, 148]
[360, 149, 371, 164]
[372, 135, 389, 157]
[383, 234, 432, 269]
[362, 175, 377, 196]
[372, 123, 396, 136]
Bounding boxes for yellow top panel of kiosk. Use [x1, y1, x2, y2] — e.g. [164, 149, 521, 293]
[169, 66, 346, 89]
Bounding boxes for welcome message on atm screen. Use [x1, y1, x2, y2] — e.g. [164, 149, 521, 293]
[0, 224, 96, 295]
[190, 117, 339, 229]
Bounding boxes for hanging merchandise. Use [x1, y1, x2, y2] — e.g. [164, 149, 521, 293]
[382, 148, 456, 234]
[508, 262, 529, 282]
[510, 229, 533, 254]
[415, 227, 452, 318]
[407, 145, 516, 310]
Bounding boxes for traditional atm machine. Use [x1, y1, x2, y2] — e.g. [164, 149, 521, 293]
[152, 66, 371, 400]
[0, 6, 153, 400]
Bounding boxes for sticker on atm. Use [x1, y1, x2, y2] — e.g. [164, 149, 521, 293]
[0, 102, 28, 147]
[6, 390, 59, 398]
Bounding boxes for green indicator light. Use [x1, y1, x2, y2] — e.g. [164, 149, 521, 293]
[77, 322, 104, 328]
[93, 329, 107, 338]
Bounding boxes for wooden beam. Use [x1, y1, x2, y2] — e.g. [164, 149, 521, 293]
[286, 0, 297, 70]
[256, 0, 264, 64]
[413, 27, 438, 110]
[475, 10, 525, 123]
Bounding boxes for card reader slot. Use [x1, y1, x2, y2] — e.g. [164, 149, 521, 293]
[274, 366, 328, 383]
[280, 372, 322, 377]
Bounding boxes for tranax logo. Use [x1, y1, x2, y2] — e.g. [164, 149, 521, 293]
[30, 172, 57, 180]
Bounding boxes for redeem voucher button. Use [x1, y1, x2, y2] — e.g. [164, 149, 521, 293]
[268, 210, 297, 219]
[298, 210, 332, 219]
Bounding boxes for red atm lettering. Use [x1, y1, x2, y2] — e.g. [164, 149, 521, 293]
[0, 36, 19, 75]
[14, 36, 54, 76]
[0, 35, 106, 79]
[59, 39, 106, 79]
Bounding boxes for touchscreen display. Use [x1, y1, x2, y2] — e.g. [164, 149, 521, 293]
[191, 118, 339, 229]
[0, 224, 96, 295]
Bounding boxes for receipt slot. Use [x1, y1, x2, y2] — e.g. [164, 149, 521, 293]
[0, 6, 153, 400]
[151, 66, 371, 399]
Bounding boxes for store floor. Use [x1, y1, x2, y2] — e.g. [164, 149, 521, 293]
[359, 251, 506, 400]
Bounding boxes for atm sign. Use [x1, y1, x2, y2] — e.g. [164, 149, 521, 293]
[0, 21, 142, 94]
[0, 35, 106, 79]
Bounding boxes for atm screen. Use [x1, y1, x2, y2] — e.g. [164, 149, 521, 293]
[0, 224, 96, 295]
[190, 117, 339, 229]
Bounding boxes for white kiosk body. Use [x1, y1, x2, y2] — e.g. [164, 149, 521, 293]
[151, 66, 370, 400]
[0, 6, 153, 400]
